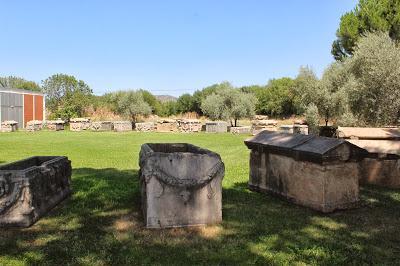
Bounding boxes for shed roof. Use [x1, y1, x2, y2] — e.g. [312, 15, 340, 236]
[0, 87, 44, 96]
[245, 131, 367, 164]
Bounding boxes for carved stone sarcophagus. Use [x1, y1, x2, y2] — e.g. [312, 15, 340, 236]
[245, 131, 367, 213]
[139, 143, 225, 228]
[0, 156, 72, 227]
[46, 120, 65, 131]
[91, 121, 113, 131]
[70, 118, 91, 131]
[135, 122, 156, 132]
[205, 121, 228, 133]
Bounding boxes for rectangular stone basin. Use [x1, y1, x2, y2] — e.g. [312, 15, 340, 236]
[139, 143, 224, 228]
[0, 156, 72, 227]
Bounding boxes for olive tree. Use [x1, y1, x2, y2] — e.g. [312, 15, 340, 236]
[109, 90, 152, 123]
[201, 86, 257, 126]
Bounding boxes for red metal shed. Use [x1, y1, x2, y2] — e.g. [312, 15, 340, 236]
[0, 88, 45, 128]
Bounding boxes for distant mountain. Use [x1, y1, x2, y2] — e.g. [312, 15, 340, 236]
[156, 95, 177, 102]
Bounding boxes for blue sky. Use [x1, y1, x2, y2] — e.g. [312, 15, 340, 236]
[1, 1, 357, 96]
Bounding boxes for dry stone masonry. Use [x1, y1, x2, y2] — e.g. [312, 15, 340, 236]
[139, 143, 225, 228]
[0, 156, 72, 227]
[245, 131, 367, 213]
[251, 117, 278, 135]
[113, 121, 132, 132]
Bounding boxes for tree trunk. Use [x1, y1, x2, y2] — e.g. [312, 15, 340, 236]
[234, 119, 238, 127]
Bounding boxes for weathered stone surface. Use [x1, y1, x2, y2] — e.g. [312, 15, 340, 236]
[251, 119, 278, 135]
[91, 121, 113, 131]
[245, 131, 367, 212]
[348, 139, 400, 188]
[279, 125, 294, 134]
[337, 127, 400, 140]
[139, 143, 225, 228]
[135, 122, 155, 132]
[113, 121, 132, 132]
[230, 126, 251, 134]
[26, 120, 43, 132]
[156, 119, 178, 132]
[177, 119, 202, 133]
[206, 121, 228, 133]
[293, 125, 309, 135]
[70, 118, 91, 131]
[1, 121, 18, 132]
[0, 156, 72, 227]
[46, 120, 65, 131]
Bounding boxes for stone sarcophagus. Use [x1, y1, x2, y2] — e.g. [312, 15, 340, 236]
[251, 119, 278, 135]
[135, 122, 155, 132]
[0, 156, 72, 227]
[245, 131, 367, 213]
[230, 126, 251, 134]
[26, 120, 43, 132]
[139, 143, 225, 228]
[205, 121, 228, 133]
[178, 119, 202, 133]
[113, 121, 132, 132]
[70, 118, 91, 131]
[1, 121, 18, 132]
[90, 121, 113, 131]
[46, 120, 65, 131]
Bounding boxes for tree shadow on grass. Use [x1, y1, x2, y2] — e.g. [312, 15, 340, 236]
[0, 169, 399, 265]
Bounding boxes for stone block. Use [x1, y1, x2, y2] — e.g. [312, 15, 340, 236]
[26, 120, 43, 132]
[135, 122, 155, 132]
[206, 121, 228, 133]
[245, 131, 367, 213]
[178, 119, 202, 133]
[1, 121, 18, 132]
[91, 121, 113, 131]
[70, 118, 91, 131]
[46, 120, 65, 131]
[156, 119, 178, 132]
[230, 126, 251, 134]
[0, 156, 72, 227]
[113, 121, 132, 132]
[139, 143, 224, 228]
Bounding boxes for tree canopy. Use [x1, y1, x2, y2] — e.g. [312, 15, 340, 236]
[332, 0, 400, 60]
[0, 76, 41, 92]
[109, 90, 152, 122]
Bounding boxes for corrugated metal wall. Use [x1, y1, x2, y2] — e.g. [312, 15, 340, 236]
[34, 95, 44, 121]
[0, 92, 23, 126]
[24, 94, 34, 125]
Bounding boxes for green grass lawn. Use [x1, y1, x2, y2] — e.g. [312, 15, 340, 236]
[0, 131, 399, 265]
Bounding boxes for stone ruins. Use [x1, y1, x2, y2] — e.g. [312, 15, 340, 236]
[251, 116, 278, 135]
[0, 156, 72, 227]
[206, 121, 228, 133]
[230, 126, 251, 134]
[113, 121, 132, 132]
[337, 127, 400, 188]
[70, 118, 91, 131]
[90, 121, 114, 131]
[245, 131, 367, 213]
[46, 120, 65, 131]
[177, 119, 202, 133]
[156, 119, 179, 132]
[26, 120, 43, 132]
[135, 122, 156, 132]
[1, 121, 18, 132]
[139, 143, 224, 228]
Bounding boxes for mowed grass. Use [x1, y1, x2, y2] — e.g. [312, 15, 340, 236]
[0, 131, 399, 265]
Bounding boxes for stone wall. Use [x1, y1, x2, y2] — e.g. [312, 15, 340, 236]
[139, 143, 224, 228]
[156, 119, 178, 132]
[0, 156, 72, 227]
[135, 122, 155, 132]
